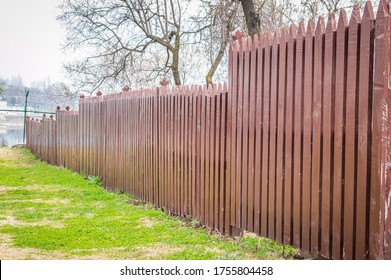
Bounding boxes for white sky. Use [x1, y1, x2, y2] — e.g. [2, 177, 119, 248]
[0, 0, 67, 86]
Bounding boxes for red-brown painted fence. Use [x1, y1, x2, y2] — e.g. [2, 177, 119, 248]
[26, 0, 391, 259]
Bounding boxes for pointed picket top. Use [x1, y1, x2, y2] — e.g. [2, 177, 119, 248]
[326, 13, 337, 32]
[211, 83, 216, 96]
[196, 85, 203, 96]
[297, 20, 306, 38]
[362, 0, 375, 20]
[273, 29, 281, 46]
[223, 81, 228, 92]
[280, 26, 288, 43]
[201, 84, 207, 96]
[219, 83, 224, 94]
[306, 18, 315, 36]
[258, 32, 265, 48]
[205, 83, 211, 96]
[337, 9, 349, 30]
[316, 16, 326, 35]
[349, 5, 362, 24]
[241, 37, 248, 52]
[376, 0, 389, 18]
[208, 84, 213, 96]
[265, 31, 273, 47]
[230, 40, 236, 52]
[235, 39, 241, 52]
[212, 83, 218, 96]
[216, 83, 221, 94]
[289, 24, 298, 40]
[185, 85, 189, 96]
[247, 35, 253, 51]
[253, 33, 259, 49]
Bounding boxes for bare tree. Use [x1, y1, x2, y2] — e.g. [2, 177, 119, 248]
[240, 0, 260, 36]
[199, 0, 239, 85]
[300, 0, 367, 20]
[49, 82, 79, 108]
[59, 0, 209, 92]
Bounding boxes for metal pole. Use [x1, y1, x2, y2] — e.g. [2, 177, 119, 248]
[22, 88, 29, 143]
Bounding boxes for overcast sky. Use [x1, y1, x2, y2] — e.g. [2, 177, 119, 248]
[0, 0, 67, 86]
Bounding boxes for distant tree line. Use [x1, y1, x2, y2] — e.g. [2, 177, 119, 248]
[0, 76, 78, 111]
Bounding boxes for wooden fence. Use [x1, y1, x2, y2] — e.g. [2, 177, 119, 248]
[26, 0, 391, 259]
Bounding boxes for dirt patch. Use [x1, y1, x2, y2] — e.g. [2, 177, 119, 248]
[0, 234, 70, 260]
[0, 233, 183, 260]
[4, 198, 70, 205]
[0, 215, 64, 228]
[126, 199, 147, 206]
[85, 213, 95, 219]
[132, 243, 183, 259]
[0, 148, 18, 161]
[0, 148, 32, 167]
[135, 217, 154, 228]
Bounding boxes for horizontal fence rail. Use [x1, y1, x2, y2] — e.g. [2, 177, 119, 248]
[26, 0, 391, 260]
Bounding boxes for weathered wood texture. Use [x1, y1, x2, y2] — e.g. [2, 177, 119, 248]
[226, 1, 390, 260]
[26, 0, 391, 260]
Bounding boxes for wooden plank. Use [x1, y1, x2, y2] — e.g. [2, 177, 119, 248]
[221, 84, 228, 232]
[209, 85, 216, 228]
[253, 34, 263, 235]
[268, 30, 280, 240]
[332, 9, 348, 260]
[214, 85, 221, 230]
[355, 2, 374, 260]
[241, 37, 251, 230]
[184, 87, 189, 215]
[200, 85, 207, 224]
[302, 19, 315, 252]
[160, 91, 164, 208]
[174, 89, 179, 213]
[196, 86, 202, 220]
[343, 6, 361, 260]
[311, 16, 325, 254]
[178, 89, 182, 214]
[276, 27, 287, 243]
[247, 35, 258, 233]
[170, 90, 175, 212]
[191, 86, 197, 217]
[284, 24, 297, 245]
[205, 86, 211, 226]
[320, 13, 337, 258]
[227, 41, 238, 232]
[370, 0, 390, 260]
[235, 38, 245, 228]
[162, 91, 168, 209]
[149, 94, 153, 202]
[261, 32, 273, 237]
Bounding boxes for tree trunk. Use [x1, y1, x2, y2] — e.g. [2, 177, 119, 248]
[206, 4, 237, 85]
[206, 39, 229, 85]
[171, 30, 182, 85]
[240, 0, 260, 36]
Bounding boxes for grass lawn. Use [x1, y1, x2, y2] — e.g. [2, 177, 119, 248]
[0, 147, 297, 260]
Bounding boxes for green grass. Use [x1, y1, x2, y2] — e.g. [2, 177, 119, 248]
[0, 148, 297, 260]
